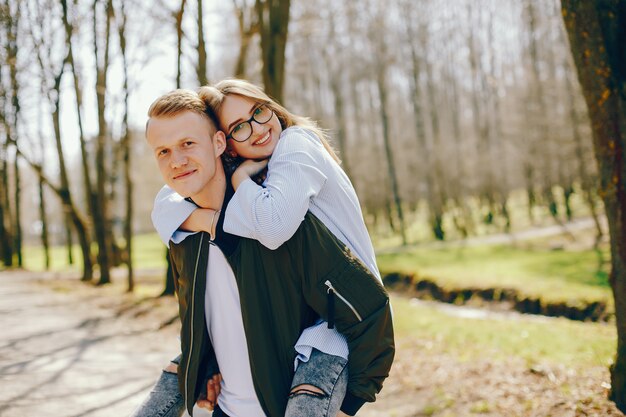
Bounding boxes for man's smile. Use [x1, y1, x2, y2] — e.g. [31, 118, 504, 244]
[173, 169, 197, 180]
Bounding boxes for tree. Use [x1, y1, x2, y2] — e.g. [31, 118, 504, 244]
[174, 0, 186, 89]
[92, 0, 114, 285]
[196, 0, 208, 85]
[232, 0, 258, 78]
[117, 0, 134, 292]
[255, 0, 290, 101]
[369, 3, 407, 245]
[561, 0, 626, 411]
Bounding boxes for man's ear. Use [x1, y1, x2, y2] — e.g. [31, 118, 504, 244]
[212, 130, 226, 157]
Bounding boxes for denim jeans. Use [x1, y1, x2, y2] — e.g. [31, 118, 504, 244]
[130, 366, 185, 417]
[285, 349, 348, 417]
[130, 350, 347, 417]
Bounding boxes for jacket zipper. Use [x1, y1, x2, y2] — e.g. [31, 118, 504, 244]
[184, 235, 205, 412]
[325, 280, 363, 328]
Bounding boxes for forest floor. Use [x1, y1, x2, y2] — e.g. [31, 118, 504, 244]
[0, 268, 622, 417]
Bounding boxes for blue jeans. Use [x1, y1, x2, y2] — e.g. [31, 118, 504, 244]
[129, 365, 184, 417]
[130, 351, 347, 417]
[285, 349, 348, 417]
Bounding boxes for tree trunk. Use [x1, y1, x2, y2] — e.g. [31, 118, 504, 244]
[561, 1, 626, 411]
[232, 0, 256, 79]
[196, 0, 208, 85]
[92, 0, 113, 285]
[7, 7, 22, 267]
[255, 0, 291, 102]
[406, 19, 439, 240]
[17, 145, 95, 280]
[65, 217, 74, 265]
[63, 3, 96, 243]
[376, 69, 407, 245]
[175, 0, 186, 88]
[118, 0, 134, 292]
[47, 15, 93, 279]
[12, 154, 21, 267]
[38, 175, 50, 270]
[321, 33, 351, 178]
[565, 50, 604, 241]
[0, 137, 13, 266]
[468, 3, 496, 222]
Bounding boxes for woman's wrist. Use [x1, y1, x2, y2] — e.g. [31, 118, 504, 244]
[181, 208, 216, 234]
[231, 170, 250, 190]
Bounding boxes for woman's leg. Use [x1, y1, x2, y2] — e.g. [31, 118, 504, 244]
[129, 360, 185, 417]
[285, 349, 348, 417]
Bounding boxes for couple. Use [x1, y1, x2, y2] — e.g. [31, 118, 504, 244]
[134, 79, 395, 417]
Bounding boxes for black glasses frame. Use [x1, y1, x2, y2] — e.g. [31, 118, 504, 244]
[225, 105, 274, 143]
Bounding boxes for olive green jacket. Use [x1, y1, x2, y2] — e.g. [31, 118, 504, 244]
[169, 213, 395, 416]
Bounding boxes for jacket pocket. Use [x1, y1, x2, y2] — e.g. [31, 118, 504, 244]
[319, 257, 388, 330]
[325, 279, 362, 328]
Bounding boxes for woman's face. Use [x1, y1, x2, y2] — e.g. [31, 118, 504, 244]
[219, 94, 283, 160]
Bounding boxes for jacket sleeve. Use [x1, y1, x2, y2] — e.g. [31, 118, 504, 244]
[296, 220, 395, 415]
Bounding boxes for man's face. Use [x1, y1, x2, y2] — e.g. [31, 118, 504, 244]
[146, 111, 225, 202]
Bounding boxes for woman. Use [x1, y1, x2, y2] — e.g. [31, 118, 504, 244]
[151, 80, 388, 417]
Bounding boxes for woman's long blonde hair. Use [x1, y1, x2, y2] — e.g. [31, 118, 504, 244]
[198, 79, 340, 165]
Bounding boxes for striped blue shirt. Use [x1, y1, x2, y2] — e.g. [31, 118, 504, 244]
[152, 126, 382, 367]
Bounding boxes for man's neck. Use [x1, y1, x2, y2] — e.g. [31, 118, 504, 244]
[190, 174, 227, 210]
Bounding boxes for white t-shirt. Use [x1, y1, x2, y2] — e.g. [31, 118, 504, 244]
[204, 243, 265, 416]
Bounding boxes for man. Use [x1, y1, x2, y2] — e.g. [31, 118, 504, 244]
[134, 89, 394, 417]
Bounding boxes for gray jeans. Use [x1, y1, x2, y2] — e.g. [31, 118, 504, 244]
[129, 350, 348, 417]
[285, 349, 348, 417]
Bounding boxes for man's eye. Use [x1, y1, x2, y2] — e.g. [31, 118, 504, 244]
[158, 149, 169, 156]
[183, 141, 194, 147]
[233, 123, 245, 133]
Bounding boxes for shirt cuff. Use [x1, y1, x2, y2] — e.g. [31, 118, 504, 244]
[340, 392, 366, 416]
[171, 230, 199, 244]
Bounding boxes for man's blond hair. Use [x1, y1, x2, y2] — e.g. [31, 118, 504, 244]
[146, 89, 219, 132]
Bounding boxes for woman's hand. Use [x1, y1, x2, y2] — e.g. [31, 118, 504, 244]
[196, 373, 222, 411]
[232, 159, 269, 190]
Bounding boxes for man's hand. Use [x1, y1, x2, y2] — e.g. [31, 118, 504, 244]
[196, 373, 222, 411]
[232, 159, 269, 190]
[337, 412, 349, 417]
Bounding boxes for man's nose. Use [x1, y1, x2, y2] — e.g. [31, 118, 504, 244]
[170, 150, 188, 168]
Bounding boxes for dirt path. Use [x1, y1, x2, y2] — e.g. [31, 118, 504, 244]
[0, 270, 622, 417]
[0, 270, 183, 417]
[376, 216, 607, 254]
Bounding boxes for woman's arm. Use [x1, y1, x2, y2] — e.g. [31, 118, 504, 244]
[152, 185, 204, 244]
[224, 128, 328, 249]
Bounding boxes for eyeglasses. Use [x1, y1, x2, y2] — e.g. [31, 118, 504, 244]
[225, 105, 274, 142]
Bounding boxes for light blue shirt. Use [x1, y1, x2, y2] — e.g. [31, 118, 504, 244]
[152, 126, 382, 367]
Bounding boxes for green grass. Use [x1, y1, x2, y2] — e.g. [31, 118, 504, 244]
[131, 233, 169, 270]
[392, 295, 616, 368]
[21, 232, 167, 272]
[368, 185, 599, 249]
[377, 244, 611, 305]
